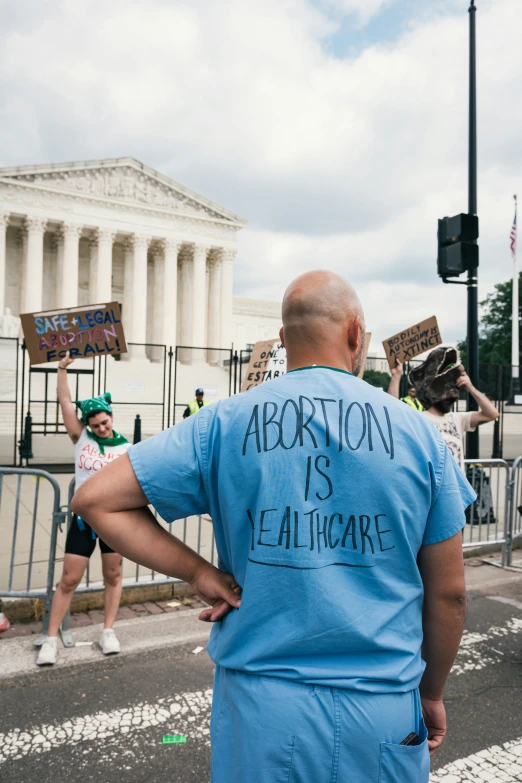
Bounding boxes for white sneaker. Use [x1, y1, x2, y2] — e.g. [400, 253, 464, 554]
[36, 636, 58, 666]
[100, 628, 120, 655]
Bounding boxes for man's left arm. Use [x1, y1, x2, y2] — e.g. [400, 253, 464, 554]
[457, 370, 500, 427]
[71, 454, 241, 622]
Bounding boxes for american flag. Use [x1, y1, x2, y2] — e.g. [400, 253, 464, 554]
[511, 198, 517, 259]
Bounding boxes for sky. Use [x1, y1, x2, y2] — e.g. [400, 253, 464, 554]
[1, 0, 520, 353]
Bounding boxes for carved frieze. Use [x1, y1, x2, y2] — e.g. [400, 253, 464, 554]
[3, 166, 227, 221]
[0, 182, 240, 242]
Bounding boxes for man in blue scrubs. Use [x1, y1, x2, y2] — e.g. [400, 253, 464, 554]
[73, 271, 475, 783]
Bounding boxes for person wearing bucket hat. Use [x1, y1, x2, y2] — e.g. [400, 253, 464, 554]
[36, 351, 130, 666]
[183, 387, 210, 419]
[388, 347, 499, 472]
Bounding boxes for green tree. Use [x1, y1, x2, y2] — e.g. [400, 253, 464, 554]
[363, 369, 391, 389]
[458, 272, 521, 399]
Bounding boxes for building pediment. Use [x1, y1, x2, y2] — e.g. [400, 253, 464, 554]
[0, 158, 245, 226]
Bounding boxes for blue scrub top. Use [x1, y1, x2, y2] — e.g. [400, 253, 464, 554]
[129, 366, 475, 693]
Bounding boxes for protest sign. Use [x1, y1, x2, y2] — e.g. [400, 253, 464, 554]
[241, 339, 287, 392]
[383, 316, 442, 369]
[20, 302, 127, 365]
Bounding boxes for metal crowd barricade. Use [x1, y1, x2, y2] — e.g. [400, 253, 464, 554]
[0, 467, 66, 639]
[505, 455, 522, 567]
[462, 459, 511, 556]
[59, 477, 218, 645]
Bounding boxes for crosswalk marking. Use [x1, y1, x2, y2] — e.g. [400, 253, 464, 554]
[452, 616, 522, 675]
[430, 736, 522, 782]
[0, 688, 213, 765]
[3, 683, 522, 782]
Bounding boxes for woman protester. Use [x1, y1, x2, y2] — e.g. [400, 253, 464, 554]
[37, 351, 130, 666]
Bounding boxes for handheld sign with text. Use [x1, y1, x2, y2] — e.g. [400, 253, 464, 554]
[20, 302, 127, 366]
[383, 316, 442, 369]
[241, 339, 287, 392]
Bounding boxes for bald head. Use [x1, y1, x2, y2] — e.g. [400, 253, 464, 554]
[282, 271, 363, 328]
[280, 271, 366, 374]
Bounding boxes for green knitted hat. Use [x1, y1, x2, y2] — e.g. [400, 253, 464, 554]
[75, 392, 113, 423]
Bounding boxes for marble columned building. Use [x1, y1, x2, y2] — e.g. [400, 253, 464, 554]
[0, 158, 246, 360]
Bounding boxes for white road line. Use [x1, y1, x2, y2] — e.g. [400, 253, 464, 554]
[487, 595, 522, 612]
[451, 615, 522, 675]
[0, 688, 213, 765]
[430, 736, 522, 782]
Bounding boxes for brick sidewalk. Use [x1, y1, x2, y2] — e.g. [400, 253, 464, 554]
[0, 596, 206, 641]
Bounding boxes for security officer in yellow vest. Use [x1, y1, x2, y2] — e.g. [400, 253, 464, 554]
[183, 388, 210, 419]
[402, 385, 424, 411]
[388, 360, 423, 411]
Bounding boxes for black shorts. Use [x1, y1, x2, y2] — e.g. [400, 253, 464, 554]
[64, 515, 116, 558]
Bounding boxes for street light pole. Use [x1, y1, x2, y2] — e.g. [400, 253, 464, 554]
[467, 0, 479, 459]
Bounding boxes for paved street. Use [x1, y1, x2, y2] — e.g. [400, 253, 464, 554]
[1, 570, 522, 783]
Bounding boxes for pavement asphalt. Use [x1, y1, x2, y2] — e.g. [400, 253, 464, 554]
[1, 563, 522, 783]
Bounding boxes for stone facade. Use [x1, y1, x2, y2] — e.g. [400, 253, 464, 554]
[0, 157, 247, 357]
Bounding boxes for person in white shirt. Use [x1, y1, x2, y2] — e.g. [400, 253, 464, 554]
[36, 351, 130, 666]
[388, 347, 499, 472]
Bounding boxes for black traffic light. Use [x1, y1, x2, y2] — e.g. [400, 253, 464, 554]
[437, 213, 479, 278]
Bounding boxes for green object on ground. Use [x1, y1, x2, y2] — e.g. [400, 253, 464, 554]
[162, 735, 187, 744]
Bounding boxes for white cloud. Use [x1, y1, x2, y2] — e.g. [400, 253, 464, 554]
[320, 0, 394, 26]
[0, 0, 520, 355]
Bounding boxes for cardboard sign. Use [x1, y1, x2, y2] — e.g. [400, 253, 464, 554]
[20, 302, 127, 366]
[383, 316, 442, 369]
[241, 332, 370, 391]
[241, 339, 287, 392]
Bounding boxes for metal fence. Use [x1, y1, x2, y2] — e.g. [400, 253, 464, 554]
[506, 455, 522, 568]
[1, 340, 239, 469]
[462, 459, 511, 554]
[0, 467, 217, 643]
[364, 357, 522, 461]
[0, 468, 66, 636]
[2, 458, 522, 642]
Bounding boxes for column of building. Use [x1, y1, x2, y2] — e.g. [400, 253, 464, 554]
[90, 228, 115, 304]
[121, 237, 134, 358]
[220, 248, 236, 353]
[0, 213, 9, 317]
[191, 244, 209, 362]
[21, 217, 47, 314]
[178, 244, 193, 363]
[150, 243, 164, 362]
[1, 210, 238, 365]
[57, 223, 83, 308]
[130, 234, 150, 358]
[162, 238, 181, 352]
[207, 252, 221, 364]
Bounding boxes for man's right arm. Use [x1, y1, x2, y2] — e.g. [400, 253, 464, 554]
[418, 532, 467, 756]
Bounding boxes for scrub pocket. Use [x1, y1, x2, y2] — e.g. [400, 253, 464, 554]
[378, 720, 430, 783]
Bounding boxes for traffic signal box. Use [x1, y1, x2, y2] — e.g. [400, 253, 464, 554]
[437, 213, 479, 279]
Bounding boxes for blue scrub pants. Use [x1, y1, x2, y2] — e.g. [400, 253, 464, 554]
[210, 667, 430, 783]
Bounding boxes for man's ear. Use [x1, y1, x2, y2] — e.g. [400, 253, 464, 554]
[347, 315, 362, 353]
[279, 326, 285, 347]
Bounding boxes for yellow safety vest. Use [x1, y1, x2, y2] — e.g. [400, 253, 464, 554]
[187, 399, 210, 416]
[401, 396, 423, 411]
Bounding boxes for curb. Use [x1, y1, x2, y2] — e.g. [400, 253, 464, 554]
[1, 581, 195, 623]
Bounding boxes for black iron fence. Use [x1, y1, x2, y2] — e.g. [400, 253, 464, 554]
[0, 339, 239, 468]
[1, 337, 520, 467]
[364, 356, 522, 462]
